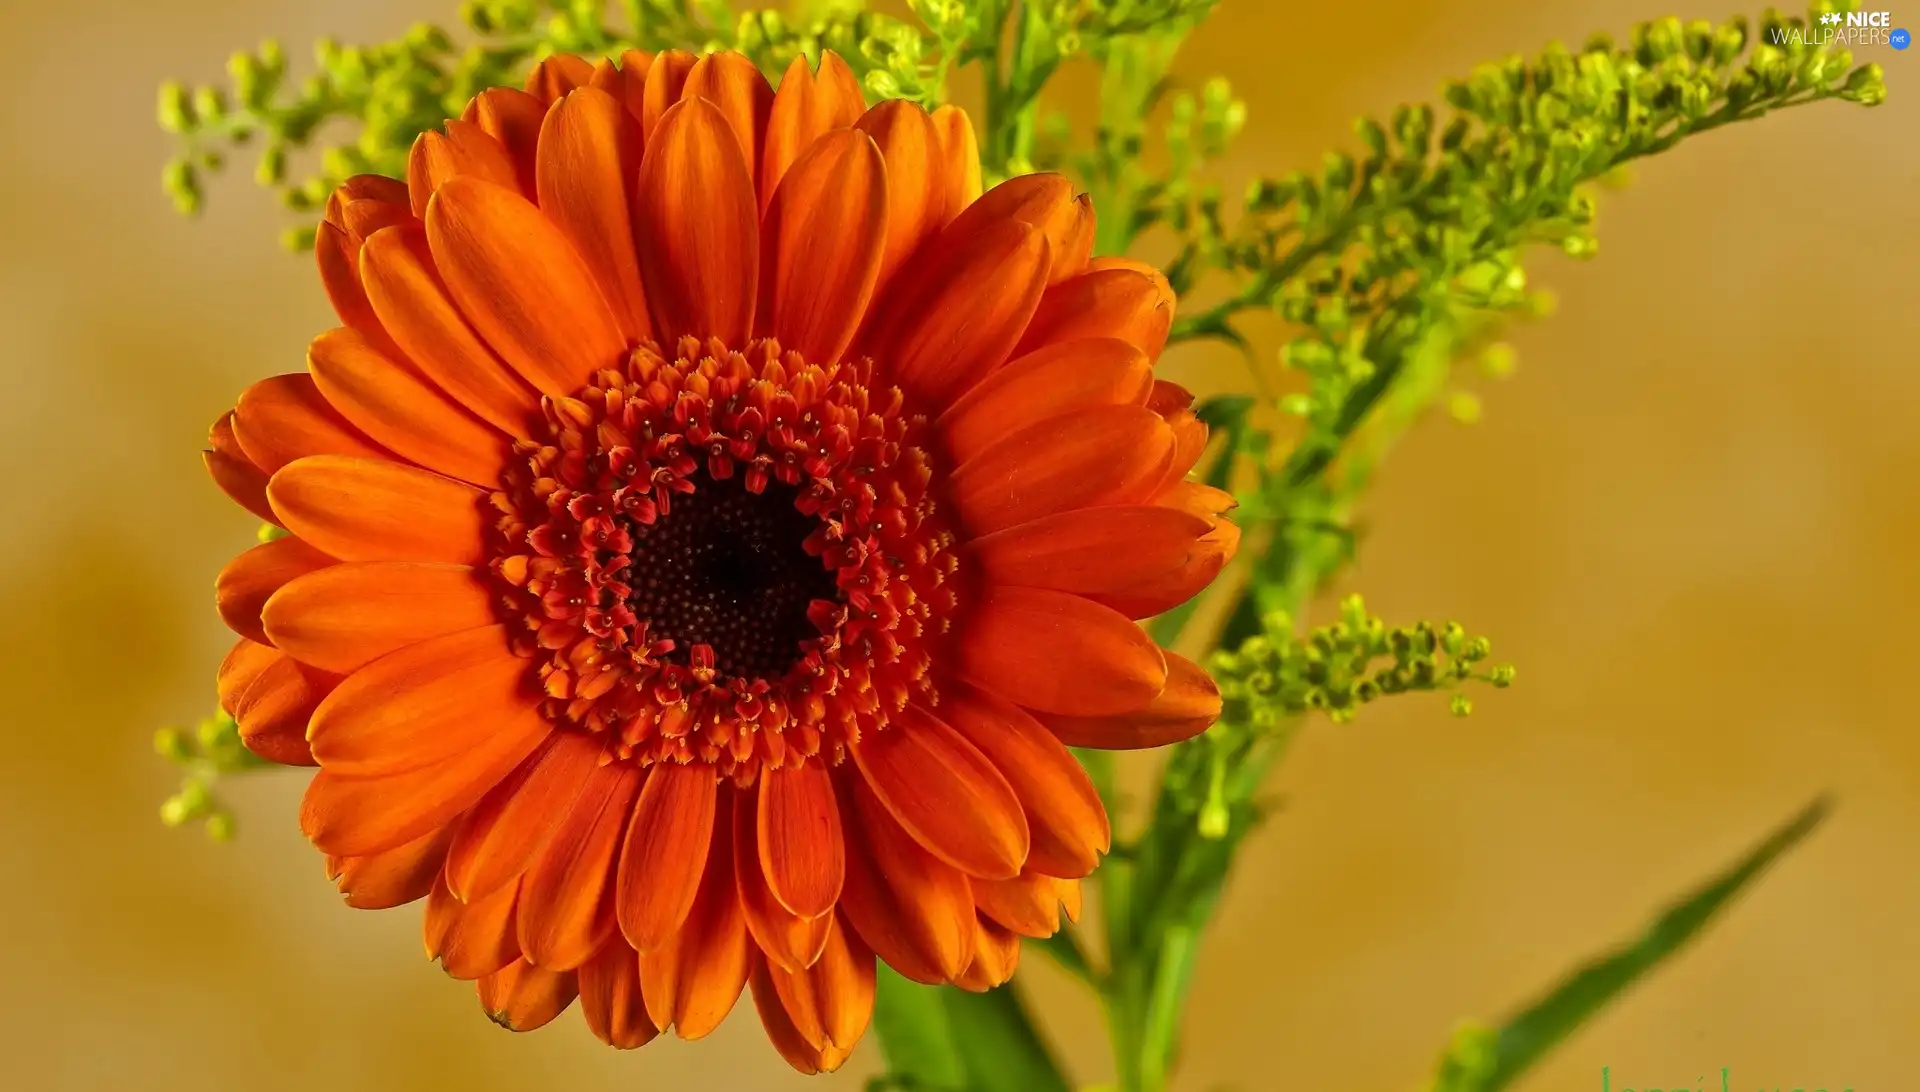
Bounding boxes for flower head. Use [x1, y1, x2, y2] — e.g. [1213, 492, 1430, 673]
[206, 48, 1237, 1072]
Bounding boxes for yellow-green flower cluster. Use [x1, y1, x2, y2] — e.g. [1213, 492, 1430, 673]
[1208, 594, 1515, 728]
[153, 712, 268, 842]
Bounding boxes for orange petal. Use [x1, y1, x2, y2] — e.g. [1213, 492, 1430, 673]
[751, 939, 866, 1074]
[757, 762, 845, 919]
[633, 97, 760, 345]
[939, 684, 1109, 879]
[1013, 258, 1176, 362]
[956, 585, 1167, 717]
[639, 49, 698, 142]
[464, 87, 547, 195]
[517, 762, 642, 972]
[215, 535, 335, 646]
[850, 705, 1028, 880]
[940, 173, 1091, 285]
[734, 787, 833, 973]
[973, 870, 1077, 939]
[757, 128, 886, 366]
[807, 914, 874, 1050]
[316, 221, 390, 343]
[760, 51, 864, 212]
[588, 53, 654, 131]
[934, 337, 1152, 466]
[838, 775, 976, 982]
[1091, 479, 1239, 619]
[752, 960, 830, 1074]
[227, 646, 329, 767]
[616, 761, 717, 951]
[762, 911, 872, 1055]
[306, 327, 507, 486]
[406, 121, 525, 218]
[231, 372, 389, 476]
[444, 731, 605, 902]
[953, 915, 1021, 992]
[1146, 379, 1207, 477]
[358, 224, 542, 437]
[302, 692, 551, 857]
[524, 54, 594, 105]
[216, 637, 278, 718]
[477, 959, 578, 1031]
[648, 796, 753, 1040]
[964, 505, 1215, 599]
[326, 824, 452, 910]
[324, 174, 410, 227]
[930, 104, 983, 210]
[207, 407, 250, 463]
[425, 870, 523, 980]
[865, 218, 1048, 411]
[307, 625, 534, 777]
[335, 196, 413, 248]
[268, 454, 488, 565]
[1157, 478, 1237, 521]
[537, 87, 653, 342]
[947, 404, 1174, 537]
[204, 413, 276, 524]
[1039, 649, 1221, 750]
[425, 176, 628, 397]
[577, 936, 660, 1049]
[682, 51, 773, 181]
[852, 100, 952, 296]
[261, 561, 496, 676]
[1085, 516, 1239, 620]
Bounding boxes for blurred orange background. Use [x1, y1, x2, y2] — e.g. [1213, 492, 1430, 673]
[2, 1, 1914, 1089]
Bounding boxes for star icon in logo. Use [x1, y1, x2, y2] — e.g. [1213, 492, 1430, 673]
[1819, 10, 1840, 23]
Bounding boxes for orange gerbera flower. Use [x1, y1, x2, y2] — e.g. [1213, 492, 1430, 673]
[205, 48, 1237, 1072]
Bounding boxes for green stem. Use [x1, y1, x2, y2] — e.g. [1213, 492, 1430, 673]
[982, 1, 1061, 175]
[1136, 925, 1197, 1089]
[1101, 969, 1151, 1092]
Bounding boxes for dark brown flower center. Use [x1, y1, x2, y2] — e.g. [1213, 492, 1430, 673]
[487, 335, 960, 776]
[623, 471, 840, 680]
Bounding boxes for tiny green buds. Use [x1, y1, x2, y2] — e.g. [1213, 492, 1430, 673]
[191, 86, 227, 124]
[156, 81, 193, 133]
[157, 711, 268, 841]
[161, 157, 200, 216]
[255, 144, 287, 187]
[1428, 1021, 1500, 1092]
[1447, 392, 1482, 424]
[1209, 596, 1515, 728]
[1842, 62, 1887, 106]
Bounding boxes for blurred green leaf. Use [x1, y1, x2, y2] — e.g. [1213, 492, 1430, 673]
[1429, 794, 1833, 1092]
[871, 968, 1071, 1092]
[872, 967, 967, 1090]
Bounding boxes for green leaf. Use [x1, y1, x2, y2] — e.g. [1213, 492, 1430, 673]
[1430, 794, 1833, 1092]
[872, 969, 1072, 1092]
[872, 967, 967, 1090]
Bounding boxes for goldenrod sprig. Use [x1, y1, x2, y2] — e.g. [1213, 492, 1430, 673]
[1210, 594, 1515, 728]
[153, 712, 268, 842]
[1168, 5, 1885, 349]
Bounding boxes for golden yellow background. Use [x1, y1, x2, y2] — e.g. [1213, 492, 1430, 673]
[2, 1, 1913, 1089]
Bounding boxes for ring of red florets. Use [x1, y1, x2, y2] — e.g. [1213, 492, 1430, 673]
[487, 336, 959, 782]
